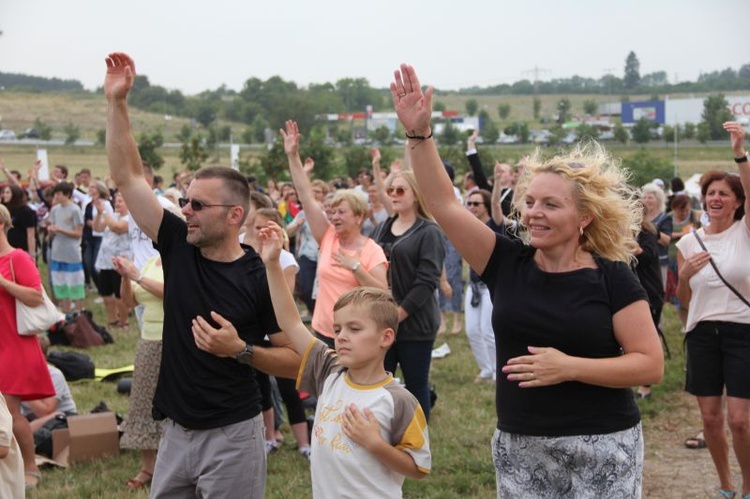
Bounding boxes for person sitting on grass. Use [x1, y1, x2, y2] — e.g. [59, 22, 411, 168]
[21, 336, 78, 432]
[258, 221, 430, 498]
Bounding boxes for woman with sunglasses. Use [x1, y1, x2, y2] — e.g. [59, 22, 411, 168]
[390, 64, 663, 497]
[281, 121, 388, 349]
[369, 171, 444, 421]
[675, 121, 750, 499]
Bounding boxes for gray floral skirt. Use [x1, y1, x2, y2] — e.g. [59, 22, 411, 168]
[491, 423, 643, 499]
[120, 339, 163, 450]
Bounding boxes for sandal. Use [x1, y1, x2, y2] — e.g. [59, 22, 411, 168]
[125, 469, 153, 490]
[684, 432, 707, 449]
[25, 470, 42, 490]
[714, 489, 736, 499]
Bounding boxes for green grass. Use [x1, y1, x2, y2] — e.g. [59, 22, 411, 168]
[27, 275, 687, 498]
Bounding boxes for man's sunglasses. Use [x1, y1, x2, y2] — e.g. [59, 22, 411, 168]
[386, 186, 407, 197]
[466, 201, 483, 207]
[178, 198, 235, 211]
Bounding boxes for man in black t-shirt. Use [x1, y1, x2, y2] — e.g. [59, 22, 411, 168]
[105, 52, 299, 498]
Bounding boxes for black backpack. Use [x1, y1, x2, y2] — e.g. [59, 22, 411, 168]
[47, 351, 95, 381]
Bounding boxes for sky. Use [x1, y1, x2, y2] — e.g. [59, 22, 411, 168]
[1, 0, 748, 96]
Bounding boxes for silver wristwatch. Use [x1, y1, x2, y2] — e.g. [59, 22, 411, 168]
[236, 343, 254, 365]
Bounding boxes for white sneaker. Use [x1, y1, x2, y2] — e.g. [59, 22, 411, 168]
[93, 297, 104, 304]
[265, 440, 279, 455]
[431, 343, 451, 359]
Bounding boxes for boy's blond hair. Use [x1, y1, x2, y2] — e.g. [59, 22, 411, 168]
[334, 287, 399, 335]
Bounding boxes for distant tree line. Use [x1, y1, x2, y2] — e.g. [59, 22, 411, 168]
[0, 72, 84, 92]
[455, 65, 750, 96]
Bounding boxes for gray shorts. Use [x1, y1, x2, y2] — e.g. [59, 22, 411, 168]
[150, 414, 266, 498]
[491, 423, 643, 499]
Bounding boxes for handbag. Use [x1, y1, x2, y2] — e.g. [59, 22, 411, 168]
[63, 311, 105, 348]
[693, 230, 750, 308]
[9, 254, 65, 336]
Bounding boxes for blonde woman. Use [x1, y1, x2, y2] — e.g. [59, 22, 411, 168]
[390, 64, 663, 497]
[370, 170, 444, 420]
[281, 120, 388, 348]
[642, 182, 672, 290]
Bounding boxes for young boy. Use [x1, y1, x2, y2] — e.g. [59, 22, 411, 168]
[47, 182, 85, 311]
[259, 222, 430, 498]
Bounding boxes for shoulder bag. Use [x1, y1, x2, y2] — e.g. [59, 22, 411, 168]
[693, 230, 750, 309]
[9, 254, 65, 335]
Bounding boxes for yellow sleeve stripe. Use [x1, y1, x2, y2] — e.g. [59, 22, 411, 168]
[295, 338, 317, 389]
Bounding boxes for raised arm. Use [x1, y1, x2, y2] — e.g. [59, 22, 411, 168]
[371, 148, 394, 216]
[104, 52, 163, 242]
[724, 121, 750, 231]
[466, 130, 492, 191]
[0, 159, 21, 188]
[391, 64, 496, 274]
[258, 222, 314, 356]
[281, 121, 330, 244]
[490, 163, 506, 226]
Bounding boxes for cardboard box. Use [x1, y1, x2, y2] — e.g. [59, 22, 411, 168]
[50, 412, 119, 467]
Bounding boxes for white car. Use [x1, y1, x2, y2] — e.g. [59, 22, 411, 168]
[0, 130, 16, 141]
[496, 134, 519, 144]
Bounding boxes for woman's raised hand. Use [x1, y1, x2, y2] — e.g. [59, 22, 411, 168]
[390, 64, 433, 137]
[723, 121, 746, 156]
[280, 120, 301, 157]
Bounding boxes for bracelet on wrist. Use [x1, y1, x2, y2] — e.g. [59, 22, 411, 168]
[734, 152, 748, 164]
[405, 130, 433, 140]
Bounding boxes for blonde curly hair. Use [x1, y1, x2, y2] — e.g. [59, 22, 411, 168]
[511, 141, 642, 263]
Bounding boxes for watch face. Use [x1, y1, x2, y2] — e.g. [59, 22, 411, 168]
[237, 345, 253, 364]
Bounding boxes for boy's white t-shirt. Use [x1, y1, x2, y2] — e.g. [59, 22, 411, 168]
[297, 340, 431, 498]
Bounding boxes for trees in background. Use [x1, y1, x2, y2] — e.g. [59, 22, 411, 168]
[701, 94, 734, 140]
[624, 51, 641, 90]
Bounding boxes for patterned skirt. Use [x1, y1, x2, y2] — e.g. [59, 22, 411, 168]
[491, 423, 643, 498]
[120, 339, 163, 450]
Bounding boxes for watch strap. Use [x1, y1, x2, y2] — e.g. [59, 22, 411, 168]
[734, 152, 748, 164]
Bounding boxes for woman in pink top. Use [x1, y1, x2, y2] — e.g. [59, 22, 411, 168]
[281, 121, 388, 347]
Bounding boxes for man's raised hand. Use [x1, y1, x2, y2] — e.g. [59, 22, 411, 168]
[104, 52, 136, 102]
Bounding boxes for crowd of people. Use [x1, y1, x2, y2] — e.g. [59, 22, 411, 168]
[0, 53, 747, 498]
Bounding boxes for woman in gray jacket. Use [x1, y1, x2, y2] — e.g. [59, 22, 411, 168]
[372, 170, 444, 421]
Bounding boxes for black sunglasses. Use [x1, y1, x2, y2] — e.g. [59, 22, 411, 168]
[387, 186, 407, 197]
[178, 198, 235, 211]
[466, 201, 483, 207]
